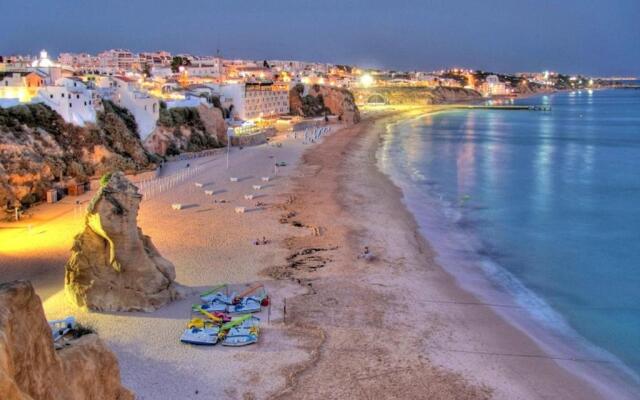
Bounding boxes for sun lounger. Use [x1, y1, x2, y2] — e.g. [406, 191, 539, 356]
[195, 182, 204, 188]
[204, 190, 214, 196]
[244, 194, 254, 200]
[235, 207, 246, 213]
[230, 177, 239, 182]
[172, 203, 182, 210]
[261, 177, 270, 182]
[252, 185, 262, 190]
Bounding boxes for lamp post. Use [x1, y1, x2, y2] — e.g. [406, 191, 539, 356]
[226, 127, 234, 169]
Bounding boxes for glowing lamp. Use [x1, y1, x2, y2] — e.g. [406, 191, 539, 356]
[360, 74, 374, 87]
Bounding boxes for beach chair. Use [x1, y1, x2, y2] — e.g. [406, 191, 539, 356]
[172, 203, 183, 210]
[235, 207, 246, 213]
[204, 190, 214, 196]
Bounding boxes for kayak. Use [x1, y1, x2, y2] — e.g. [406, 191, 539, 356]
[221, 334, 258, 347]
[180, 327, 220, 346]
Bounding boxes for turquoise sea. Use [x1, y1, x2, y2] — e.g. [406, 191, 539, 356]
[378, 89, 640, 390]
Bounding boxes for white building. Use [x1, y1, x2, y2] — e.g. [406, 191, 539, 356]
[96, 49, 138, 74]
[0, 71, 46, 106]
[139, 51, 172, 67]
[481, 75, 509, 96]
[186, 56, 223, 79]
[37, 77, 96, 126]
[58, 53, 98, 71]
[219, 82, 289, 121]
[109, 76, 159, 139]
[31, 50, 66, 84]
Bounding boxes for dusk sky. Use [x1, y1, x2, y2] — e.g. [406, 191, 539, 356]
[1, 0, 639, 76]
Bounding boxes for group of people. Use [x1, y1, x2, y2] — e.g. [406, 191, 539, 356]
[253, 237, 270, 246]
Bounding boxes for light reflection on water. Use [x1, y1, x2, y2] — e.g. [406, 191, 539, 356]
[381, 89, 640, 385]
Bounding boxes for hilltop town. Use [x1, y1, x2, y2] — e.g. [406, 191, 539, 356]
[0, 48, 613, 211]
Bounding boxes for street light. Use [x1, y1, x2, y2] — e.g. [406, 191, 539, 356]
[360, 73, 374, 87]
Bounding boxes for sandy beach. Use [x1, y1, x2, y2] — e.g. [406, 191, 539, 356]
[1, 108, 636, 399]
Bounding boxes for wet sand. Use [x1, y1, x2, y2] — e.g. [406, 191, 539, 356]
[270, 108, 635, 399]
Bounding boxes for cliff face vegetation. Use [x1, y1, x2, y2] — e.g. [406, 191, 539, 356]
[144, 104, 227, 156]
[0, 102, 153, 208]
[0, 280, 133, 400]
[289, 84, 361, 124]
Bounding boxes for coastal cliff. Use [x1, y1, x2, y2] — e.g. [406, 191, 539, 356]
[144, 104, 226, 156]
[0, 280, 133, 400]
[290, 84, 361, 124]
[0, 103, 153, 208]
[352, 86, 482, 105]
[423, 86, 483, 103]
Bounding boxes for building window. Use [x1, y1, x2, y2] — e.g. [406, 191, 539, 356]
[76, 94, 80, 99]
[61, 93, 64, 98]
[50, 94, 53, 99]
[69, 103, 72, 108]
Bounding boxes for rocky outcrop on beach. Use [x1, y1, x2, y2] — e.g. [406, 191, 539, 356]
[65, 171, 182, 312]
[144, 104, 226, 156]
[0, 103, 153, 208]
[352, 86, 482, 105]
[0, 280, 133, 400]
[290, 84, 361, 124]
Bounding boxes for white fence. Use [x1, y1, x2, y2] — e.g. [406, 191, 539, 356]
[137, 165, 205, 201]
[165, 147, 224, 162]
[288, 126, 334, 142]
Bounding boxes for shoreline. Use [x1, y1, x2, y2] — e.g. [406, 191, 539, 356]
[373, 107, 640, 398]
[272, 107, 638, 398]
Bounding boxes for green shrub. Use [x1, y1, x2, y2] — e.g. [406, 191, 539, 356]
[99, 172, 112, 187]
[101, 100, 139, 138]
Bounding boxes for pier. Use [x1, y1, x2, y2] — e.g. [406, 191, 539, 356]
[455, 105, 552, 111]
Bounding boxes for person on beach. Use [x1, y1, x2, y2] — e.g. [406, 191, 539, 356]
[358, 246, 373, 261]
